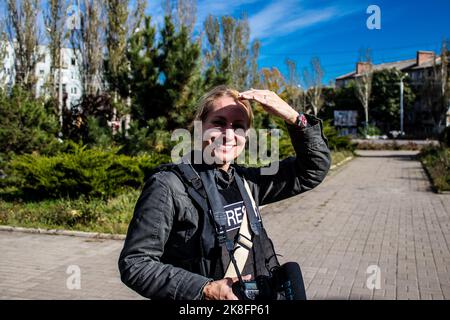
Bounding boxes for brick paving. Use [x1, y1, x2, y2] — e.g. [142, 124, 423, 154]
[1, 150, 449, 300]
[264, 150, 450, 300]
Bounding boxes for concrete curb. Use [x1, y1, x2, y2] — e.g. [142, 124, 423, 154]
[0, 225, 125, 240]
[330, 156, 353, 170]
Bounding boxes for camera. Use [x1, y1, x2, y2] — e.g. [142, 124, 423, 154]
[232, 262, 306, 300]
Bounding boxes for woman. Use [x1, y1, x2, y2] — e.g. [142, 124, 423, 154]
[118, 85, 331, 300]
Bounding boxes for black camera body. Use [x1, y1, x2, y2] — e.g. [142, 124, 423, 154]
[232, 262, 306, 300]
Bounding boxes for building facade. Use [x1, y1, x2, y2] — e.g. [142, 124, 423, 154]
[1, 41, 83, 108]
[335, 50, 448, 137]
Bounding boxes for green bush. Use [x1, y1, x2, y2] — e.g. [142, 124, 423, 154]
[439, 126, 450, 147]
[2, 143, 170, 200]
[322, 120, 354, 151]
[0, 86, 61, 159]
[358, 124, 381, 137]
[419, 145, 450, 192]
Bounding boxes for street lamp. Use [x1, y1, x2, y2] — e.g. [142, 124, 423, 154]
[399, 73, 408, 136]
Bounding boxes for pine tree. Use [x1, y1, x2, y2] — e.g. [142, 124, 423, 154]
[127, 16, 159, 126]
[159, 15, 201, 128]
[128, 15, 201, 130]
[0, 87, 60, 158]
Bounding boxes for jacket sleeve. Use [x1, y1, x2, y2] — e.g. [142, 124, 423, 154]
[118, 172, 211, 300]
[244, 114, 331, 206]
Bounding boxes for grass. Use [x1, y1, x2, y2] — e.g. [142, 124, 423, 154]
[331, 150, 354, 167]
[418, 145, 450, 193]
[0, 189, 140, 234]
[0, 151, 354, 234]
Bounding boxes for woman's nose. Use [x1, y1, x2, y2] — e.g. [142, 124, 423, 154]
[224, 128, 235, 140]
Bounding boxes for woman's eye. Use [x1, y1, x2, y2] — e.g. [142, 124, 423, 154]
[212, 120, 226, 126]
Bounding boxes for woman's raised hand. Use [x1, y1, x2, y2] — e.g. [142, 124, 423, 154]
[238, 89, 299, 124]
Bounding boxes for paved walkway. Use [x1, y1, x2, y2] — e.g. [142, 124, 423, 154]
[1, 150, 449, 300]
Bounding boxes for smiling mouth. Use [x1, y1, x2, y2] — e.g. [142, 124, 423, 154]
[215, 144, 236, 150]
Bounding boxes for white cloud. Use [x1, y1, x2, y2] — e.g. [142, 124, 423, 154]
[249, 0, 356, 41]
[249, 0, 297, 39]
[195, 0, 259, 28]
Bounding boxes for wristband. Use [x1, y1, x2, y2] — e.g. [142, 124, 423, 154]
[295, 113, 308, 128]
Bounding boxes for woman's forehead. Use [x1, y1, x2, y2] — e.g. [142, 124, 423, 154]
[210, 96, 249, 118]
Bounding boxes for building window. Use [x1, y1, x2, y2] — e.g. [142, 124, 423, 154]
[62, 84, 67, 93]
[39, 69, 44, 75]
[71, 58, 76, 66]
[74, 87, 77, 94]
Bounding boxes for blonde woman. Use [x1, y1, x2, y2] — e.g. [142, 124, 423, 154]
[119, 85, 331, 300]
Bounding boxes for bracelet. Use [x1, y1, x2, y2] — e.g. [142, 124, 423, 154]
[295, 113, 308, 128]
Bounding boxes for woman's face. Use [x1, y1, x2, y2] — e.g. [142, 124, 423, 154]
[202, 96, 249, 166]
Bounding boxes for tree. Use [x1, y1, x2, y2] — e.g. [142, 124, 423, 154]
[164, 0, 197, 35]
[260, 67, 286, 94]
[414, 43, 449, 136]
[284, 58, 303, 112]
[69, 0, 106, 96]
[127, 14, 201, 130]
[0, 20, 9, 89]
[231, 14, 250, 89]
[6, 0, 41, 91]
[370, 69, 415, 133]
[44, 0, 67, 100]
[0, 86, 60, 158]
[249, 39, 261, 88]
[202, 14, 258, 90]
[127, 16, 158, 124]
[434, 40, 450, 130]
[319, 82, 360, 122]
[159, 15, 201, 128]
[354, 50, 373, 135]
[104, 0, 129, 100]
[202, 14, 231, 88]
[303, 57, 324, 116]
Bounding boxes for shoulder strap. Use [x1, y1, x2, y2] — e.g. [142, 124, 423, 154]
[234, 174, 261, 236]
[175, 163, 207, 198]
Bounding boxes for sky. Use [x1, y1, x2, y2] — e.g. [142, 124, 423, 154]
[147, 0, 450, 85]
[1, 0, 448, 86]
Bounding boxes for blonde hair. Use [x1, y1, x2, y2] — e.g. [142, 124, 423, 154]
[192, 85, 253, 129]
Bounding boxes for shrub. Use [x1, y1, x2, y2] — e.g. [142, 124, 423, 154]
[0, 86, 61, 160]
[419, 145, 450, 192]
[439, 126, 450, 147]
[3, 143, 170, 200]
[358, 124, 381, 137]
[322, 120, 354, 151]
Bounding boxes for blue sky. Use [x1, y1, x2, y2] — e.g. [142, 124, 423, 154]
[148, 0, 450, 85]
[2, 0, 448, 85]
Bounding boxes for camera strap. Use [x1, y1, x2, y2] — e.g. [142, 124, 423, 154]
[197, 168, 257, 279]
[224, 177, 255, 278]
[179, 157, 259, 279]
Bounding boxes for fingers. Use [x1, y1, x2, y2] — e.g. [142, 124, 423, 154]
[230, 274, 253, 282]
[239, 89, 267, 97]
[242, 274, 253, 281]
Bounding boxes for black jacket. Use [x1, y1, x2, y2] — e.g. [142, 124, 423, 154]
[118, 115, 331, 300]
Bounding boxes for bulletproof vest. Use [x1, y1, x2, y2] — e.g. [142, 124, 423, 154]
[153, 163, 280, 280]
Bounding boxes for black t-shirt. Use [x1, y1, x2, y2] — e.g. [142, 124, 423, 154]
[213, 167, 262, 278]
